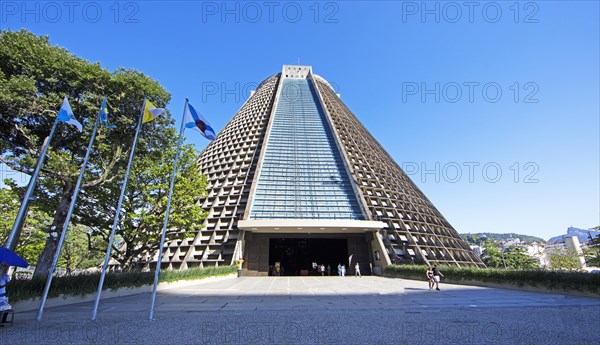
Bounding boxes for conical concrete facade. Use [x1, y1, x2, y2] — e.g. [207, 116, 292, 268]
[161, 66, 484, 273]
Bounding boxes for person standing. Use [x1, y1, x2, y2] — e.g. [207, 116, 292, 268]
[426, 267, 434, 290]
[341, 265, 346, 276]
[355, 263, 361, 277]
[0, 263, 12, 325]
[337, 264, 342, 276]
[432, 265, 444, 291]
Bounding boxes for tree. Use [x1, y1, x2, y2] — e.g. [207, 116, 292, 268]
[82, 144, 208, 270]
[0, 29, 205, 277]
[0, 179, 50, 264]
[481, 242, 505, 268]
[460, 233, 485, 246]
[502, 246, 539, 270]
[481, 242, 540, 269]
[460, 232, 544, 244]
[546, 248, 581, 271]
[583, 228, 600, 267]
[58, 224, 105, 275]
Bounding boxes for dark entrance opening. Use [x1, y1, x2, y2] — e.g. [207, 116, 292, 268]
[269, 238, 348, 276]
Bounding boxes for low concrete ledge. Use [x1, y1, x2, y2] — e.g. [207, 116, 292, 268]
[384, 274, 600, 298]
[12, 273, 237, 312]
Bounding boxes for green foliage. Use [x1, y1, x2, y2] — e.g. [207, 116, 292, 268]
[6, 266, 238, 302]
[480, 242, 539, 269]
[1, 180, 103, 272]
[384, 265, 600, 294]
[0, 29, 208, 275]
[159, 265, 238, 283]
[461, 233, 545, 245]
[502, 246, 540, 269]
[0, 180, 50, 263]
[481, 242, 505, 268]
[58, 224, 105, 274]
[546, 248, 581, 271]
[584, 234, 600, 267]
[82, 144, 208, 270]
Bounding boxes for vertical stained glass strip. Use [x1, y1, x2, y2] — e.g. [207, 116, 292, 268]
[249, 78, 364, 220]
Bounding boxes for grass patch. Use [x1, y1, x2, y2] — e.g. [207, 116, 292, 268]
[8, 265, 238, 302]
[384, 265, 600, 295]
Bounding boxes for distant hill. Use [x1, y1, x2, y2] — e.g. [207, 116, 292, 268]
[460, 233, 545, 245]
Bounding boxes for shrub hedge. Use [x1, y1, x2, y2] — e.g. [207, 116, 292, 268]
[384, 264, 600, 295]
[7, 265, 238, 302]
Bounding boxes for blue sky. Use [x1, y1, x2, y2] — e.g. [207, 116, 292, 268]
[1, 1, 598, 240]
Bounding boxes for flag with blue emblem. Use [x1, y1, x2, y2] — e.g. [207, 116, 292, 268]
[185, 103, 216, 141]
[99, 98, 116, 129]
[57, 97, 82, 132]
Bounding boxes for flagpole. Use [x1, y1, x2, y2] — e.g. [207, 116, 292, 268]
[149, 99, 188, 320]
[5, 118, 60, 251]
[91, 97, 146, 320]
[37, 97, 105, 321]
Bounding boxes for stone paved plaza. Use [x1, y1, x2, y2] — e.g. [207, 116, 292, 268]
[1, 276, 599, 344]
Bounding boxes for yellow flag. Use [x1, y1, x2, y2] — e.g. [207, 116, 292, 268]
[143, 100, 167, 123]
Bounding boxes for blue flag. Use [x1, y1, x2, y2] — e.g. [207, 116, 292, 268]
[99, 98, 116, 129]
[185, 103, 216, 140]
[57, 97, 83, 132]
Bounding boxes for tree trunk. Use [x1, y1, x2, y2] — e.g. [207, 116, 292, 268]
[33, 184, 73, 279]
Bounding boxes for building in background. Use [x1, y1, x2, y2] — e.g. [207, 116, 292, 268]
[159, 66, 484, 275]
[564, 236, 587, 268]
